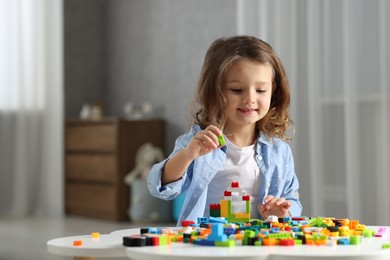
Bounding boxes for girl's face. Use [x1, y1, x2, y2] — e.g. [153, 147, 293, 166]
[222, 59, 273, 132]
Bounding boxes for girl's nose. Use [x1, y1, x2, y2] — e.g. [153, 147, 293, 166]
[244, 92, 255, 105]
[244, 99, 254, 104]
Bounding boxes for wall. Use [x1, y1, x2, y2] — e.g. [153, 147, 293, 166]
[64, 0, 237, 153]
[64, 0, 108, 117]
[105, 0, 237, 151]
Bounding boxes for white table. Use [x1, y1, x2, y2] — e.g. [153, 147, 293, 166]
[47, 226, 390, 260]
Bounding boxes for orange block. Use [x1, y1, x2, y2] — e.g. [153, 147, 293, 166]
[315, 239, 326, 246]
[200, 229, 211, 236]
[73, 240, 82, 246]
[341, 219, 349, 227]
[350, 220, 359, 230]
[263, 238, 277, 246]
[306, 239, 314, 245]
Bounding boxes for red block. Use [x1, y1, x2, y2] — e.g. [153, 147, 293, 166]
[210, 203, 221, 210]
[231, 182, 239, 188]
[279, 239, 295, 246]
[242, 195, 250, 201]
[224, 190, 232, 196]
[181, 220, 195, 227]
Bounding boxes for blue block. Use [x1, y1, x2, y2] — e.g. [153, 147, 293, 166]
[224, 228, 236, 236]
[338, 238, 350, 245]
[196, 239, 215, 246]
[198, 217, 208, 224]
[292, 227, 301, 232]
[208, 223, 227, 242]
[209, 217, 228, 224]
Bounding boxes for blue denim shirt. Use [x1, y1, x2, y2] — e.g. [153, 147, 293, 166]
[147, 125, 302, 226]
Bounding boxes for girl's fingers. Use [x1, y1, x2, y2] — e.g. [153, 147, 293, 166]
[283, 201, 292, 209]
[263, 195, 274, 205]
[194, 132, 217, 149]
[260, 196, 292, 218]
[205, 125, 223, 136]
[275, 197, 286, 206]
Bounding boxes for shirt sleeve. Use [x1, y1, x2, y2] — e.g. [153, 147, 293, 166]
[147, 126, 198, 201]
[147, 158, 187, 200]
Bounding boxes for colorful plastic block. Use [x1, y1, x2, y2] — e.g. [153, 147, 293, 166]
[91, 232, 100, 238]
[218, 135, 226, 146]
[73, 240, 82, 246]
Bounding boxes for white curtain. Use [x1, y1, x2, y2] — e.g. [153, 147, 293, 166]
[0, 0, 63, 216]
[237, 0, 390, 225]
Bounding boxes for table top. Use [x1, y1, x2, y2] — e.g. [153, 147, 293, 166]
[47, 226, 390, 260]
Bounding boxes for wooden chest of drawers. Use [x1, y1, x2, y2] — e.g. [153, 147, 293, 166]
[64, 118, 164, 221]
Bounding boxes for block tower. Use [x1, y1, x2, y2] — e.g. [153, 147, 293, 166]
[210, 182, 250, 223]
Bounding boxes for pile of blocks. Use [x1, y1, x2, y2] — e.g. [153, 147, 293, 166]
[123, 215, 389, 248]
[122, 182, 389, 249]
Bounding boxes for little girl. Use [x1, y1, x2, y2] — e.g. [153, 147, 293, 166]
[148, 35, 302, 225]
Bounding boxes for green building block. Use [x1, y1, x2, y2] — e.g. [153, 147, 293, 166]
[210, 209, 220, 217]
[294, 239, 303, 245]
[255, 240, 262, 246]
[218, 135, 226, 146]
[215, 240, 235, 247]
[310, 217, 326, 227]
[159, 235, 168, 245]
[362, 229, 372, 238]
[349, 235, 361, 245]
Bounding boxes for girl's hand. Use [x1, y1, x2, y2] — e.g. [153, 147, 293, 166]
[258, 195, 291, 219]
[183, 125, 223, 160]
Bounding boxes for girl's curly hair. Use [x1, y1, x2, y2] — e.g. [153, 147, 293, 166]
[192, 35, 293, 140]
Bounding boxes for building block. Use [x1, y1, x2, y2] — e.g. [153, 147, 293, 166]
[349, 235, 361, 245]
[337, 238, 350, 245]
[231, 182, 239, 188]
[375, 227, 386, 237]
[123, 235, 147, 247]
[262, 238, 277, 246]
[197, 217, 208, 224]
[215, 240, 235, 247]
[207, 223, 227, 242]
[181, 220, 195, 227]
[218, 135, 226, 146]
[91, 232, 100, 238]
[210, 204, 221, 217]
[73, 240, 82, 246]
[220, 200, 229, 218]
[209, 216, 227, 224]
[279, 239, 295, 246]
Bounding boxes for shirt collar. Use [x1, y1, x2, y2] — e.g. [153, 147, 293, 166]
[259, 132, 273, 147]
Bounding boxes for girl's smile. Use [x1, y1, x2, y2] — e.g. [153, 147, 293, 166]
[238, 107, 258, 113]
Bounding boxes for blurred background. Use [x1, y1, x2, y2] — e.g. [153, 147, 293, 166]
[0, 1, 389, 255]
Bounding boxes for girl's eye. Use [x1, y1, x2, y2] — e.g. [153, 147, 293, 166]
[230, 88, 242, 93]
[256, 89, 266, 93]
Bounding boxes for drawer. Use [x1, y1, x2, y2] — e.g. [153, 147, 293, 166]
[65, 124, 117, 151]
[66, 154, 117, 183]
[65, 182, 118, 219]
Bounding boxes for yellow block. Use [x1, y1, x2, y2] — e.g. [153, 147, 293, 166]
[234, 212, 250, 218]
[220, 200, 229, 218]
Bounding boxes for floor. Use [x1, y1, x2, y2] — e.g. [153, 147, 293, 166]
[0, 215, 175, 260]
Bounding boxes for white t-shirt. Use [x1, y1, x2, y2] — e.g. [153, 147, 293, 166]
[205, 137, 262, 219]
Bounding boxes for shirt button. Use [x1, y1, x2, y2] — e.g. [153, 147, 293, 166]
[258, 155, 263, 161]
